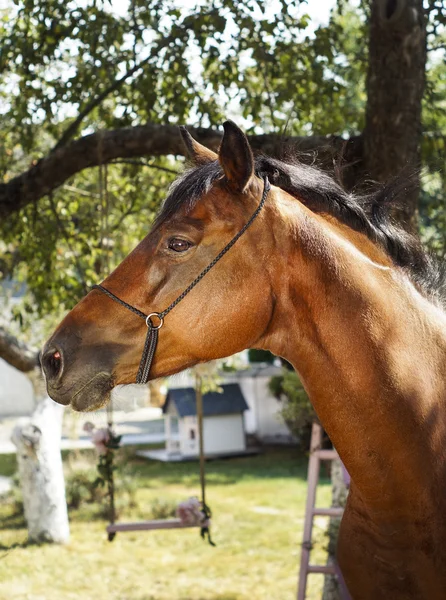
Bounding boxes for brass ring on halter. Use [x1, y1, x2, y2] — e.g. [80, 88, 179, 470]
[146, 313, 164, 330]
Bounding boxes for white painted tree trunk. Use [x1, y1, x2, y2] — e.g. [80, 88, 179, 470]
[12, 394, 70, 544]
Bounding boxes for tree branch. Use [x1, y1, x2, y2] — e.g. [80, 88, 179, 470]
[427, 42, 446, 52]
[47, 193, 88, 295]
[0, 123, 362, 220]
[52, 56, 153, 151]
[52, 8, 218, 151]
[109, 159, 179, 174]
[0, 326, 39, 373]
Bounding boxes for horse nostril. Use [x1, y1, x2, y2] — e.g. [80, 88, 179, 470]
[42, 347, 64, 381]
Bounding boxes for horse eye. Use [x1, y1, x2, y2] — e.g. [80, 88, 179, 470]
[168, 238, 192, 253]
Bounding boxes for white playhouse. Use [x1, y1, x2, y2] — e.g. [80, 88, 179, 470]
[163, 383, 249, 459]
[165, 363, 294, 445]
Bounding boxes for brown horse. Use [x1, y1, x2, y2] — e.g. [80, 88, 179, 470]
[43, 121, 446, 599]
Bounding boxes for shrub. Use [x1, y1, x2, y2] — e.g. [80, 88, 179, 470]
[248, 349, 275, 363]
[0, 472, 24, 515]
[269, 369, 316, 448]
[64, 455, 138, 517]
[149, 497, 177, 520]
[65, 470, 105, 509]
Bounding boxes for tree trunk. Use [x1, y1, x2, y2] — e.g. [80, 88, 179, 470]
[11, 372, 69, 544]
[364, 0, 427, 229]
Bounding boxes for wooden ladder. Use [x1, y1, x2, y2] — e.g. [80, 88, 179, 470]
[297, 422, 350, 600]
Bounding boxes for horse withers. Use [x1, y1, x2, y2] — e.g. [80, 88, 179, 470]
[42, 121, 446, 599]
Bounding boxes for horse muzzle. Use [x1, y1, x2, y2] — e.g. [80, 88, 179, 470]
[41, 336, 115, 412]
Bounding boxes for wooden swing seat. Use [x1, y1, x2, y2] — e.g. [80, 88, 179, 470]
[107, 518, 201, 534]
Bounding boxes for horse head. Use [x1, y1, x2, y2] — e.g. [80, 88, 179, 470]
[42, 122, 276, 410]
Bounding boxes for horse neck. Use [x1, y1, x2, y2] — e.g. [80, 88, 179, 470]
[261, 192, 446, 514]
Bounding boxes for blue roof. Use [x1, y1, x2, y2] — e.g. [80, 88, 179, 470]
[163, 383, 248, 417]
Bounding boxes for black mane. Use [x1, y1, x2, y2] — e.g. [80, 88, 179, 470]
[156, 156, 446, 308]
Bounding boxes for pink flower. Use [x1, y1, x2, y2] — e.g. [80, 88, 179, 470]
[83, 422, 114, 455]
[176, 497, 210, 527]
[91, 428, 110, 455]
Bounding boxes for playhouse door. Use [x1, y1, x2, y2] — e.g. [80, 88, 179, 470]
[184, 416, 199, 455]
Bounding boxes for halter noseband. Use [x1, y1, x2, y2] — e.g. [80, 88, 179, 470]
[92, 176, 271, 384]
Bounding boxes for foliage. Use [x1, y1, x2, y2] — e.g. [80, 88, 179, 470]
[149, 497, 177, 520]
[65, 465, 138, 517]
[0, 0, 444, 339]
[0, 0, 371, 336]
[93, 428, 121, 483]
[1, 160, 176, 328]
[0, 472, 23, 516]
[248, 349, 275, 363]
[2, 448, 138, 519]
[420, 168, 446, 258]
[420, 53, 446, 258]
[192, 361, 224, 395]
[0, 0, 368, 151]
[65, 469, 106, 510]
[269, 369, 316, 444]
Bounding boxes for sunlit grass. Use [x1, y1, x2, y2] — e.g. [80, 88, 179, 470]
[0, 447, 331, 600]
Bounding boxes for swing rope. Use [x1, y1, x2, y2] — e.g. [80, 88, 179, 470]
[98, 159, 214, 544]
[103, 167, 117, 538]
[195, 375, 215, 546]
[106, 400, 117, 542]
[98, 159, 117, 540]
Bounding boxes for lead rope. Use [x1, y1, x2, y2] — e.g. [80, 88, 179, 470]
[92, 176, 271, 385]
[137, 326, 159, 384]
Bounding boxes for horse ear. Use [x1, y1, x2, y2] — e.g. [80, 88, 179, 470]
[179, 126, 218, 165]
[219, 120, 254, 192]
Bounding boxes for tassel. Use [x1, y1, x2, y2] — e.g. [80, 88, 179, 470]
[200, 503, 216, 546]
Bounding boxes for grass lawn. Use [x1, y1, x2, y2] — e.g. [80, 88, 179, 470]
[0, 447, 331, 600]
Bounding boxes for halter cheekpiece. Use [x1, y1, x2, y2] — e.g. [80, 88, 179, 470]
[92, 176, 271, 384]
